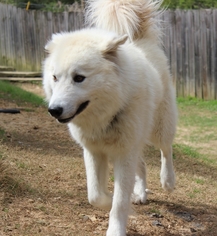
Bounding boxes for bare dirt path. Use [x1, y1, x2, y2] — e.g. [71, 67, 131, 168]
[0, 84, 216, 235]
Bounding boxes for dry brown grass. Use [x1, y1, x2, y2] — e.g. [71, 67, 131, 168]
[0, 84, 217, 236]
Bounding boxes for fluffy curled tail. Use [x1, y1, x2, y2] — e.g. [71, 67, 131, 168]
[85, 0, 163, 42]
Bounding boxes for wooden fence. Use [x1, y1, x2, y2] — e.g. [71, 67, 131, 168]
[0, 3, 84, 72]
[0, 3, 217, 99]
[160, 10, 217, 99]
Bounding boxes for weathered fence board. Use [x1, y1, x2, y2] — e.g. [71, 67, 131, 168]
[188, 10, 195, 98]
[213, 11, 217, 99]
[0, 3, 217, 99]
[175, 10, 184, 97]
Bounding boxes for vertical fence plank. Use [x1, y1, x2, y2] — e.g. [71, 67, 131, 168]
[45, 11, 53, 43]
[183, 10, 189, 97]
[33, 11, 41, 71]
[39, 11, 47, 68]
[187, 10, 196, 97]
[68, 11, 75, 31]
[20, 7, 28, 70]
[213, 10, 217, 99]
[194, 10, 203, 99]
[176, 9, 184, 97]
[29, 11, 36, 71]
[64, 11, 69, 31]
[200, 10, 208, 100]
[208, 9, 215, 100]
[207, 10, 213, 100]
[22, 10, 30, 71]
[15, 7, 23, 69]
[53, 13, 60, 34]
[0, 4, 6, 65]
[170, 10, 178, 87]
[5, 4, 11, 66]
[74, 11, 84, 30]
[16, 7, 24, 70]
[163, 10, 171, 73]
[8, 5, 14, 68]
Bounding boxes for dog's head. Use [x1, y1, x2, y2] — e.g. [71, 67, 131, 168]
[43, 29, 128, 125]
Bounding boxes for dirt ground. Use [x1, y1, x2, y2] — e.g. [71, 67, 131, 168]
[0, 83, 217, 236]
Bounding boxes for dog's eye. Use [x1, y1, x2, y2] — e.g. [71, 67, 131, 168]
[73, 75, 86, 83]
[53, 75, 58, 82]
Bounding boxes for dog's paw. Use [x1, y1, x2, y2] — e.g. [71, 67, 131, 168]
[106, 226, 126, 236]
[160, 172, 175, 192]
[88, 192, 112, 211]
[131, 189, 152, 204]
[131, 193, 147, 204]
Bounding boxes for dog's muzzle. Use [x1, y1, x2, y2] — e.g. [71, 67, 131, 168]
[48, 101, 89, 123]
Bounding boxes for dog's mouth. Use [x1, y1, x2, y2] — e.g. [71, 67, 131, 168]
[58, 101, 89, 123]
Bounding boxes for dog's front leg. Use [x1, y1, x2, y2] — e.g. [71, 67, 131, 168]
[83, 148, 112, 211]
[107, 152, 138, 236]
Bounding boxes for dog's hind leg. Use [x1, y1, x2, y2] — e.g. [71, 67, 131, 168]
[160, 145, 175, 192]
[131, 156, 148, 204]
[83, 148, 112, 211]
[150, 91, 177, 192]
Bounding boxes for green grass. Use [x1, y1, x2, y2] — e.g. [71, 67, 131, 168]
[0, 127, 5, 138]
[174, 143, 216, 165]
[177, 96, 217, 112]
[0, 175, 37, 196]
[173, 143, 212, 164]
[149, 207, 161, 215]
[0, 80, 45, 106]
[187, 188, 201, 199]
[177, 98, 217, 136]
[173, 143, 201, 159]
[16, 161, 28, 170]
[194, 178, 205, 185]
[110, 176, 114, 182]
[176, 97, 217, 165]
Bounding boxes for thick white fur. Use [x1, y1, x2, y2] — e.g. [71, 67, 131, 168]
[43, 1, 177, 235]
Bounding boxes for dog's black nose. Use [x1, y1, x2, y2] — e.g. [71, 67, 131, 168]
[48, 106, 63, 118]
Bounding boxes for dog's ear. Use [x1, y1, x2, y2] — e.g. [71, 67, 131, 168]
[44, 33, 63, 53]
[102, 35, 128, 54]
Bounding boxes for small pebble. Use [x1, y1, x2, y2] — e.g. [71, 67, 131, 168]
[152, 220, 163, 227]
[83, 215, 89, 222]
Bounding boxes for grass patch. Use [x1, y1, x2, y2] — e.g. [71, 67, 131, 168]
[173, 143, 201, 159]
[16, 161, 28, 170]
[149, 207, 161, 215]
[0, 175, 37, 197]
[194, 178, 205, 185]
[177, 97, 217, 128]
[0, 127, 5, 138]
[0, 80, 45, 106]
[187, 188, 201, 199]
[173, 143, 216, 165]
[110, 176, 114, 182]
[177, 96, 217, 111]
[179, 114, 217, 128]
[177, 97, 217, 158]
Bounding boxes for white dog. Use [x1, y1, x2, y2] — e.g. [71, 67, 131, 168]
[43, 0, 177, 235]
